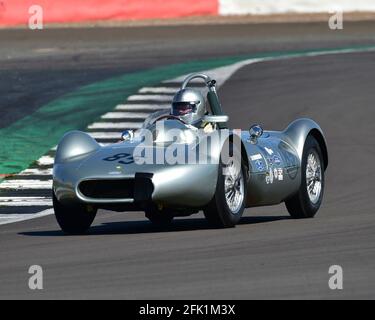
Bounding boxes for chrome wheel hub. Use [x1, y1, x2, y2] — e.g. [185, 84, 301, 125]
[224, 160, 244, 214]
[306, 151, 322, 204]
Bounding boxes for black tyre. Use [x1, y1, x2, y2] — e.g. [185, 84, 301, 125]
[204, 141, 247, 228]
[285, 135, 325, 218]
[145, 205, 174, 227]
[53, 192, 97, 234]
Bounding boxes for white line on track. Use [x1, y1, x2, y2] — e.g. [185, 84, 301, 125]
[88, 122, 142, 130]
[0, 180, 52, 190]
[20, 168, 53, 176]
[0, 197, 52, 206]
[37, 155, 54, 166]
[115, 104, 170, 111]
[101, 112, 149, 119]
[138, 87, 179, 94]
[127, 94, 173, 102]
[87, 132, 123, 139]
[0, 208, 54, 226]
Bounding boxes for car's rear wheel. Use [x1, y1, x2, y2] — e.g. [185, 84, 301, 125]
[285, 135, 325, 218]
[204, 142, 247, 227]
[53, 192, 97, 234]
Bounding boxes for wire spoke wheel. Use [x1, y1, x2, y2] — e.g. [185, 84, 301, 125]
[204, 140, 247, 228]
[306, 151, 322, 204]
[285, 135, 325, 219]
[224, 159, 244, 214]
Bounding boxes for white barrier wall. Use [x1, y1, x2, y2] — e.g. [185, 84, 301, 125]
[219, 0, 375, 15]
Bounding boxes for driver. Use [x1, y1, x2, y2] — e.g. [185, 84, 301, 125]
[171, 88, 206, 127]
[142, 88, 214, 133]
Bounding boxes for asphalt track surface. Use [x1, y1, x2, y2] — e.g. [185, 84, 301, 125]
[1, 22, 375, 299]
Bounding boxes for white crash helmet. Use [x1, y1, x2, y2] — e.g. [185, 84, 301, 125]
[171, 88, 206, 125]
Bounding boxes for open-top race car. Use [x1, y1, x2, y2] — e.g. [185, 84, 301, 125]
[53, 73, 328, 234]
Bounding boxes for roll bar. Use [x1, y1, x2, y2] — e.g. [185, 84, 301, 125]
[181, 73, 228, 129]
[181, 73, 214, 89]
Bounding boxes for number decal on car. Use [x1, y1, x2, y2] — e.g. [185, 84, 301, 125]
[103, 153, 134, 164]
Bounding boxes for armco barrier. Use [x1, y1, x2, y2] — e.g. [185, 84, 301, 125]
[0, 0, 218, 26]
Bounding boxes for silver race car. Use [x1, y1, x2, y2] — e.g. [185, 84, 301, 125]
[53, 73, 328, 234]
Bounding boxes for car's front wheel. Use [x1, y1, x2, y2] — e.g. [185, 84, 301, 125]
[53, 192, 97, 234]
[204, 142, 247, 228]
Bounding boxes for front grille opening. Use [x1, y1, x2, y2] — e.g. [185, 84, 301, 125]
[79, 179, 135, 199]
